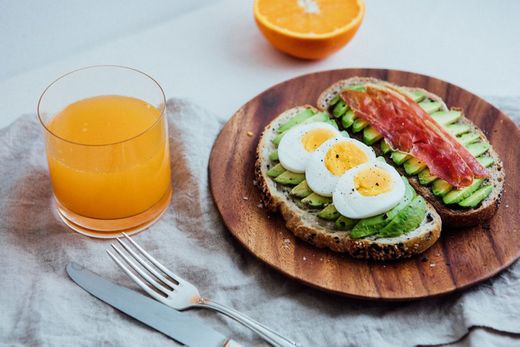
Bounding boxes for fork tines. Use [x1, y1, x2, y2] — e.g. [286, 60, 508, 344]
[107, 233, 179, 301]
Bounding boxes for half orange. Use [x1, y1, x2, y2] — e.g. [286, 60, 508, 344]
[254, 0, 365, 60]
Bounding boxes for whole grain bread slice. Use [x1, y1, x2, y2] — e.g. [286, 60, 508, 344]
[255, 106, 442, 260]
[317, 77, 505, 227]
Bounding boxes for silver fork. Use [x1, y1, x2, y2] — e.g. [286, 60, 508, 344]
[106, 233, 300, 347]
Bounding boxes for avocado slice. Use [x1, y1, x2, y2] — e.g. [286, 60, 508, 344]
[477, 156, 495, 168]
[335, 215, 357, 230]
[404, 90, 427, 103]
[267, 163, 286, 177]
[419, 101, 443, 114]
[457, 132, 480, 146]
[418, 168, 437, 185]
[274, 171, 305, 186]
[431, 110, 462, 126]
[352, 118, 369, 133]
[272, 131, 285, 145]
[391, 151, 411, 165]
[363, 126, 383, 145]
[340, 130, 350, 138]
[343, 85, 365, 92]
[447, 124, 471, 136]
[350, 214, 389, 239]
[341, 110, 356, 129]
[303, 112, 330, 125]
[339, 130, 350, 139]
[277, 108, 315, 133]
[432, 179, 452, 197]
[271, 131, 287, 146]
[380, 140, 392, 154]
[442, 178, 483, 205]
[403, 157, 427, 175]
[333, 100, 348, 118]
[301, 193, 332, 207]
[458, 185, 493, 208]
[386, 178, 415, 220]
[272, 112, 331, 145]
[269, 150, 279, 161]
[318, 204, 340, 220]
[467, 142, 490, 157]
[290, 180, 312, 198]
[329, 95, 340, 106]
[377, 196, 426, 238]
[327, 119, 339, 129]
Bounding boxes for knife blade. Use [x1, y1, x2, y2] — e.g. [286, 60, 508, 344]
[66, 262, 239, 347]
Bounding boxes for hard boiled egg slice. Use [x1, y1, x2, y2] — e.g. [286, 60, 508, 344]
[333, 161, 405, 219]
[305, 137, 376, 197]
[278, 123, 340, 173]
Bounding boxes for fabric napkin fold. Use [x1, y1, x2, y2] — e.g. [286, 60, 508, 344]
[0, 97, 519, 347]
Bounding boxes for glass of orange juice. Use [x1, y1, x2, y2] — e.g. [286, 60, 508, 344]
[38, 65, 172, 238]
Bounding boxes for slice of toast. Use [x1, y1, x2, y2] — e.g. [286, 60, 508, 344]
[255, 106, 442, 260]
[317, 77, 505, 227]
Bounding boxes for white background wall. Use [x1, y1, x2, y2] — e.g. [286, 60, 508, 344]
[1, 0, 519, 128]
[0, 0, 213, 79]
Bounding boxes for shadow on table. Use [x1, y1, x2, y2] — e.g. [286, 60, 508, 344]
[220, 18, 318, 70]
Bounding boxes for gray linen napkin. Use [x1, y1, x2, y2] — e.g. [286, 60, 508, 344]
[0, 97, 519, 347]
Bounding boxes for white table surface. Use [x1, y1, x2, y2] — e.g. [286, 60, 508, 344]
[1, 0, 519, 129]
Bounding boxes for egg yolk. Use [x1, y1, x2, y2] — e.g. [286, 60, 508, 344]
[324, 142, 369, 176]
[354, 167, 393, 196]
[301, 128, 336, 152]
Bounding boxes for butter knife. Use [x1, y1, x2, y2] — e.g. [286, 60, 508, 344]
[66, 262, 241, 347]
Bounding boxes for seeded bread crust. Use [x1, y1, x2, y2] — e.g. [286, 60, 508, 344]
[317, 77, 505, 227]
[255, 106, 442, 260]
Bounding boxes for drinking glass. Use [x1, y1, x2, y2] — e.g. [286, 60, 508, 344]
[38, 65, 172, 238]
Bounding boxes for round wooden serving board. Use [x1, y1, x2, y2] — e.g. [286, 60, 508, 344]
[209, 69, 520, 300]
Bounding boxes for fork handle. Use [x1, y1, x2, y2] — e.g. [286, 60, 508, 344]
[196, 299, 301, 347]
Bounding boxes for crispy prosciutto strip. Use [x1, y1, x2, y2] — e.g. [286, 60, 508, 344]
[341, 86, 488, 188]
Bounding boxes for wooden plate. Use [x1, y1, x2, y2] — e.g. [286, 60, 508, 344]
[209, 68, 520, 300]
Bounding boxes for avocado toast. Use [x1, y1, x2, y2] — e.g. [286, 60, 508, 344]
[317, 77, 505, 227]
[255, 106, 442, 260]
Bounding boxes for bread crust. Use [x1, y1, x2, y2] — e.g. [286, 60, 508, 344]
[255, 106, 442, 260]
[317, 77, 505, 227]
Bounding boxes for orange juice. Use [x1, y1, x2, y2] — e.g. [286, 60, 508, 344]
[45, 95, 171, 220]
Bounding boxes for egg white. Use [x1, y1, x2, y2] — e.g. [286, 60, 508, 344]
[333, 161, 405, 219]
[277, 122, 340, 173]
[305, 137, 376, 197]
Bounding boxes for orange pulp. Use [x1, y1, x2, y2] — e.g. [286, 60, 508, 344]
[254, 0, 365, 60]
